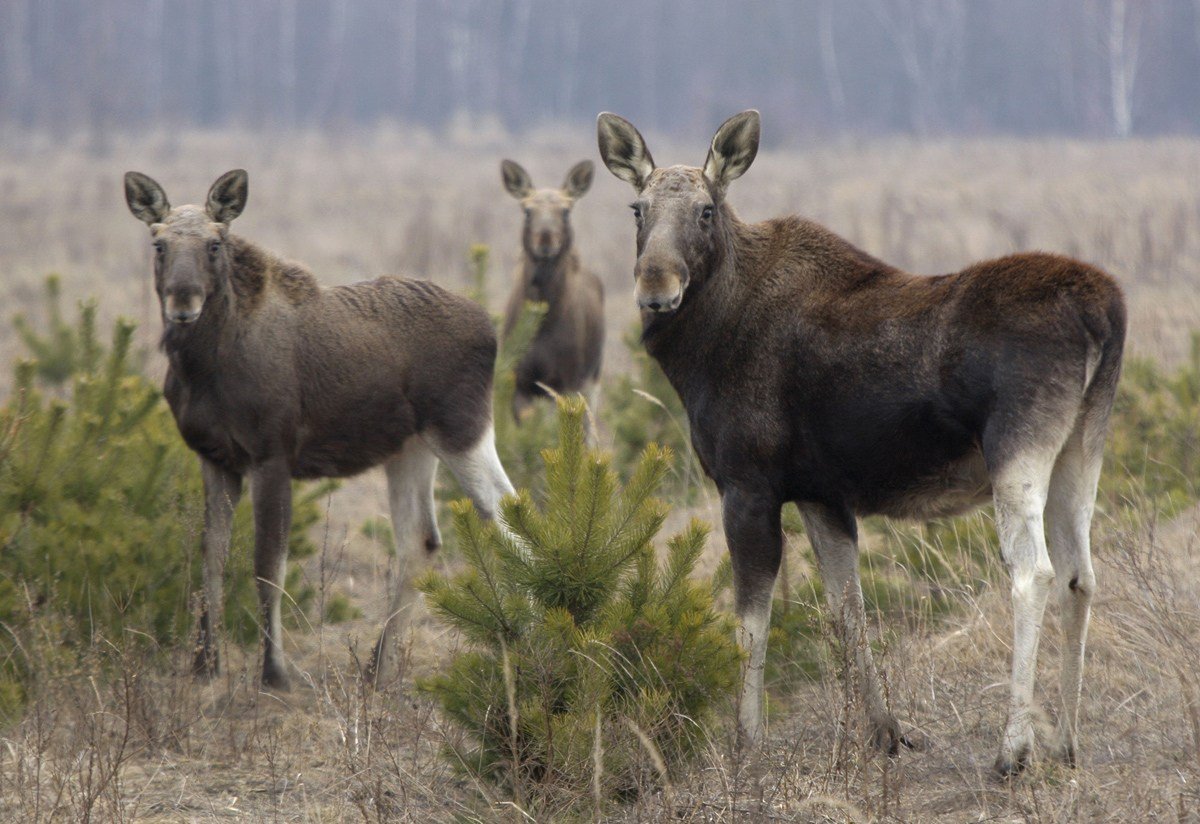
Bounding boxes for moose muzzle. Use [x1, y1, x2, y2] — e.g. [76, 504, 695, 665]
[635, 260, 688, 313]
[164, 291, 204, 324]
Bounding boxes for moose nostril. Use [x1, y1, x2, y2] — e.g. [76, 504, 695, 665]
[647, 300, 662, 311]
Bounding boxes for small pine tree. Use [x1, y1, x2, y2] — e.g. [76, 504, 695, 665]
[604, 322, 705, 497]
[419, 398, 740, 815]
[0, 287, 328, 717]
[12, 275, 107, 386]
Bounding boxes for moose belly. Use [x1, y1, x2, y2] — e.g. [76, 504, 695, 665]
[859, 449, 993, 521]
[292, 396, 419, 479]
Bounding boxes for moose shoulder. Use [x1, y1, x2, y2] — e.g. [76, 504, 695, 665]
[499, 159, 605, 423]
[598, 111, 1125, 776]
[125, 169, 513, 690]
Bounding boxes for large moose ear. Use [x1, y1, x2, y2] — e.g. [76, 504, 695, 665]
[561, 160, 594, 199]
[206, 169, 249, 224]
[702, 110, 760, 192]
[125, 171, 171, 225]
[597, 113, 655, 190]
[501, 160, 534, 199]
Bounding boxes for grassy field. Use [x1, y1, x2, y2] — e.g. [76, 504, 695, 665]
[1, 128, 1199, 821]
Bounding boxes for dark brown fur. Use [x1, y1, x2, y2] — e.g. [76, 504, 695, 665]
[125, 170, 508, 689]
[599, 112, 1125, 774]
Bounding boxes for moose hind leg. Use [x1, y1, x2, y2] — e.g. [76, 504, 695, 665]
[800, 502, 906, 753]
[1044, 424, 1102, 767]
[195, 459, 242, 677]
[991, 450, 1058, 776]
[723, 489, 782, 748]
[429, 424, 514, 521]
[251, 458, 293, 690]
[370, 438, 441, 687]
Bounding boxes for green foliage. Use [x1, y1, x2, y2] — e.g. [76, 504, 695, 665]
[1102, 335, 1200, 515]
[419, 399, 740, 814]
[0, 281, 328, 716]
[12, 274, 111, 386]
[491, 297, 555, 496]
[605, 322, 705, 498]
[360, 515, 395, 556]
[323, 591, 362, 624]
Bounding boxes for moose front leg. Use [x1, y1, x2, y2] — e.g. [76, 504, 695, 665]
[799, 502, 907, 753]
[251, 458, 293, 690]
[722, 487, 783, 748]
[195, 459, 243, 677]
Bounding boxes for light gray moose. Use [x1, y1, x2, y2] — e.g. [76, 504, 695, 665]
[500, 159, 605, 425]
[125, 169, 513, 688]
[597, 110, 1125, 775]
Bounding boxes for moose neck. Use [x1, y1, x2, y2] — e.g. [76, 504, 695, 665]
[641, 212, 742, 397]
[523, 247, 577, 305]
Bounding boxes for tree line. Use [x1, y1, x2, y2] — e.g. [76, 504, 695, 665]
[1, 0, 1195, 140]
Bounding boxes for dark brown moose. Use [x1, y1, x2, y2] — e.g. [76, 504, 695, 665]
[598, 110, 1125, 775]
[125, 169, 513, 689]
[500, 159, 604, 426]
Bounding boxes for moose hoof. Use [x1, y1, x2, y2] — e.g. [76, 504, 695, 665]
[993, 744, 1032, 779]
[1051, 738, 1077, 768]
[261, 661, 291, 692]
[191, 649, 220, 679]
[868, 719, 902, 758]
[367, 635, 402, 690]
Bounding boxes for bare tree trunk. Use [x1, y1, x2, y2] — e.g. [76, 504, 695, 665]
[819, 0, 846, 122]
[1108, 0, 1141, 138]
[279, 0, 298, 128]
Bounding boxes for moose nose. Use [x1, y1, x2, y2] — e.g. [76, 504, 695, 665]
[168, 308, 201, 324]
[637, 292, 682, 313]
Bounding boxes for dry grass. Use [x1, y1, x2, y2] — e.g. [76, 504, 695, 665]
[2, 127, 1200, 821]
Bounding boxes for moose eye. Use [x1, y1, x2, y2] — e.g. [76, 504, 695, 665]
[630, 203, 642, 222]
[208, 240, 222, 257]
[152, 240, 165, 256]
[523, 207, 532, 218]
[562, 209, 570, 219]
[700, 204, 714, 221]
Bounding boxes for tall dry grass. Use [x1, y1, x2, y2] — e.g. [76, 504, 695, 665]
[2, 128, 1199, 368]
[2, 127, 1200, 821]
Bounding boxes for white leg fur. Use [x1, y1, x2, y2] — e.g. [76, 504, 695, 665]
[736, 594, 773, 745]
[1044, 429, 1102, 766]
[800, 503, 901, 750]
[428, 424, 515, 520]
[372, 437, 441, 685]
[993, 453, 1058, 774]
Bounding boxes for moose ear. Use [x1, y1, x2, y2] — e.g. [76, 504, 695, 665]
[562, 160, 594, 199]
[501, 160, 534, 199]
[597, 112, 654, 191]
[702, 110, 760, 191]
[125, 171, 171, 225]
[206, 169, 248, 224]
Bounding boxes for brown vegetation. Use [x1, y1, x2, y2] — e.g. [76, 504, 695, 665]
[1, 128, 1199, 820]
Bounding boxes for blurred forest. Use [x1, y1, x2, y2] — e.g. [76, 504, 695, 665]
[2, 0, 1197, 141]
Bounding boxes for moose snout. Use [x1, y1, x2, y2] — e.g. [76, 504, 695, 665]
[635, 261, 687, 313]
[164, 292, 204, 324]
